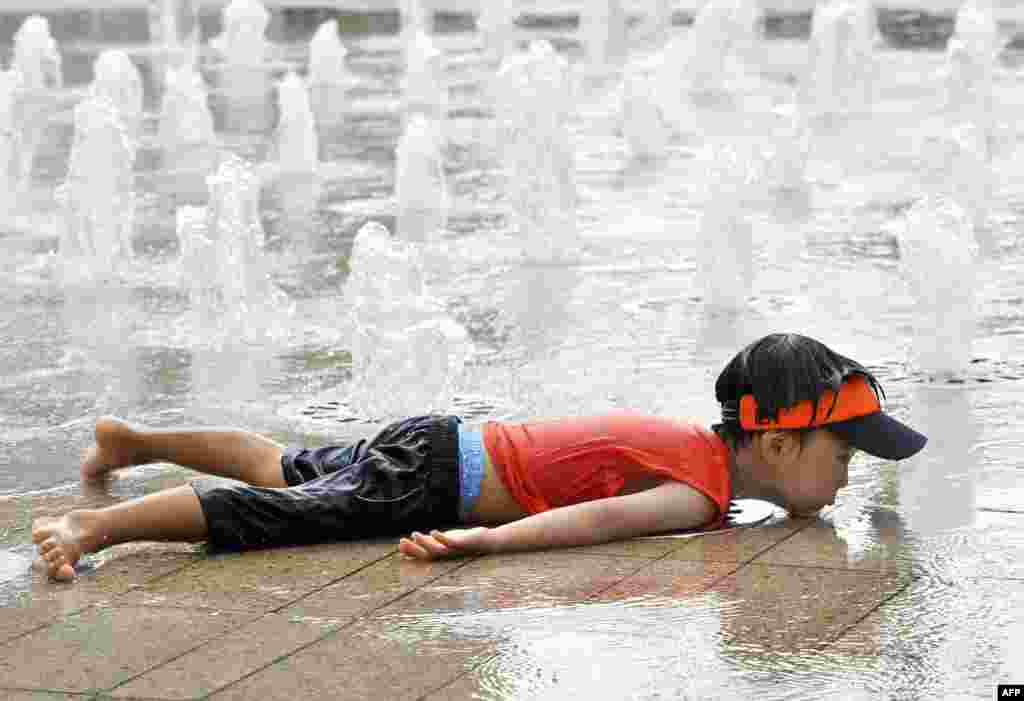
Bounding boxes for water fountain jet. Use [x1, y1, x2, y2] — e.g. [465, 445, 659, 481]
[57, 97, 137, 285]
[176, 154, 292, 345]
[147, 0, 201, 88]
[803, 0, 877, 122]
[581, 0, 629, 73]
[620, 63, 673, 160]
[275, 72, 319, 177]
[6, 16, 62, 201]
[696, 144, 755, 311]
[495, 41, 579, 261]
[396, 113, 448, 243]
[211, 0, 275, 133]
[343, 221, 470, 419]
[403, 27, 448, 123]
[898, 194, 978, 381]
[158, 63, 217, 176]
[478, 1, 518, 63]
[91, 50, 145, 143]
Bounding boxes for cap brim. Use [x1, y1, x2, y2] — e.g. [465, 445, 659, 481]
[826, 412, 928, 461]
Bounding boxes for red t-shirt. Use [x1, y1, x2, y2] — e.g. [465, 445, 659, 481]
[481, 412, 731, 526]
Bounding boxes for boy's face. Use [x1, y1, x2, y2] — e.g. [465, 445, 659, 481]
[760, 428, 854, 516]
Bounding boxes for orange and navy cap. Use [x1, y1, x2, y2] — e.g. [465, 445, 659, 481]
[721, 375, 927, 460]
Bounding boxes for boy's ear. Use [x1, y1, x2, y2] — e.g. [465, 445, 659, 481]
[757, 430, 801, 464]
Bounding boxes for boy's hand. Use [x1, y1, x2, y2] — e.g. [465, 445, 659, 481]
[399, 527, 494, 561]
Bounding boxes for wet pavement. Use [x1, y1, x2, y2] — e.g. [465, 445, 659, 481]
[1, 3, 1023, 699]
[3, 466, 1021, 700]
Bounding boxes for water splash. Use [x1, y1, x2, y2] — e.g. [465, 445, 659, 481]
[308, 19, 350, 88]
[308, 19, 352, 127]
[5, 16, 62, 203]
[57, 96, 137, 284]
[760, 102, 811, 192]
[687, 0, 760, 97]
[620, 61, 673, 160]
[91, 50, 144, 143]
[403, 27, 448, 122]
[803, 0, 878, 121]
[897, 194, 978, 381]
[952, 0, 999, 58]
[177, 154, 293, 346]
[396, 113, 448, 243]
[211, 0, 270, 66]
[210, 0, 275, 133]
[401, 0, 431, 42]
[158, 63, 216, 174]
[276, 72, 319, 176]
[11, 15, 62, 92]
[581, 0, 629, 73]
[943, 0, 999, 153]
[147, 0, 200, 86]
[495, 41, 579, 261]
[920, 123, 992, 233]
[696, 144, 756, 311]
[478, 1, 518, 63]
[0, 70, 24, 223]
[635, 0, 675, 44]
[342, 221, 471, 419]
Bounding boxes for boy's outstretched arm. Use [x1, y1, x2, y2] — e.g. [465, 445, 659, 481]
[400, 481, 717, 560]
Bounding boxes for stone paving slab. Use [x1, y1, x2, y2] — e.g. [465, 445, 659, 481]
[827, 576, 1024, 692]
[750, 510, 1024, 580]
[662, 514, 811, 564]
[0, 604, 254, 694]
[203, 616, 496, 701]
[417, 560, 911, 700]
[1, 541, 201, 644]
[107, 612, 342, 700]
[279, 551, 471, 620]
[1, 480, 203, 646]
[707, 563, 910, 654]
[590, 558, 754, 602]
[383, 551, 655, 613]
[750, 515, 917, 575]
[114, 540, 400, 615]
[4, 693, 97, 700]
[110, 554, 468, 700]
[558, 532, 692, 558]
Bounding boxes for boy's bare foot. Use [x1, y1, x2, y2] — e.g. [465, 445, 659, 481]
[80, 416, 145, 481]
[31, 510, 101, 581]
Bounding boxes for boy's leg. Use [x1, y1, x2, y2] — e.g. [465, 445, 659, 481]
[83, 416, 288, 488]
[134, 425, 288, 488]
[32, 485, 208, 581]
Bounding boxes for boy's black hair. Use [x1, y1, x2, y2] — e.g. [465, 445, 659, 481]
[711, 333, 885, 448]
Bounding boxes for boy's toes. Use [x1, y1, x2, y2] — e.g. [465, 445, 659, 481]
[53, 562, 75, 582]
[31, 523, 49, 544]
[43, 543, 63, 564]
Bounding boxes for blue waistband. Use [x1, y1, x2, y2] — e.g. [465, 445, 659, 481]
[456, 424, 485, 521]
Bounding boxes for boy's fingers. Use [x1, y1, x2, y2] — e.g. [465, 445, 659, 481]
[430, 530, 455, 547]
[399, 537, 431, 560]
[413, 531, 450, 558]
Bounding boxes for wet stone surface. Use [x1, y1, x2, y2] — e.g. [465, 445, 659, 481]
[204, 616, 496, 701]
[0, 604, 253, 693]
[2, 2, 1024, 700]
[115, 539, 399, 614]
[108, 612, 342, 700]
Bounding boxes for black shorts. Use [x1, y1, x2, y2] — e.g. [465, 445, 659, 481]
[191, 415, 462, 551]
